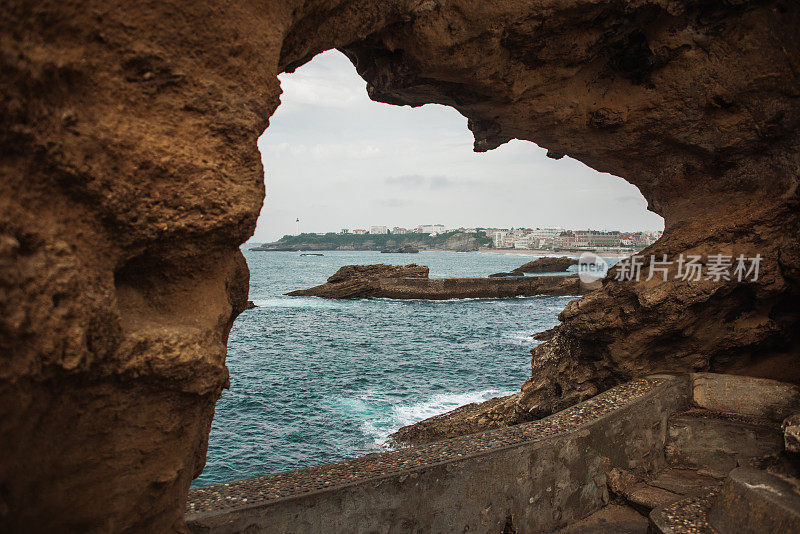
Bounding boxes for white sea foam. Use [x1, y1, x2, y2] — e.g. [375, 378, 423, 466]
[252, 297, 346, 309]
[391, 389, 513, 426]
[353, 389, 515, 446]
[505, 332, 536, 344]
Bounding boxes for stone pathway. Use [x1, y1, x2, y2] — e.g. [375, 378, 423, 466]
[187, 377, 668, 515]
[554, 504, 649, 533]
[649, 490, 718, 533]
[620, 468, 723, 516]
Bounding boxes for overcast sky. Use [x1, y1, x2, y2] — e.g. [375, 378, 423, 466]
[251, 50, 663, 242]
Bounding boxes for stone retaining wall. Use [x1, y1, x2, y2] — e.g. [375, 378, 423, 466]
[186, 375, 690, 533]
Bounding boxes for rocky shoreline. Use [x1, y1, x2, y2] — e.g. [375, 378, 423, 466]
[513, 256, 579, 273]
[252, 231, 490, 252]
[286, 263, 598, 300]
[490, 256, 579, 277]
[380, 244, 419, 254]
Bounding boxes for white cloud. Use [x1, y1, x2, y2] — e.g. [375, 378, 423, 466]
[251, 50, 664, 242]
[278, 73, 364, 109]
[264, 142, 382, 159]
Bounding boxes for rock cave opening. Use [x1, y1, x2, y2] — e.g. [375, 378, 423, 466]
[3, 2, 798, 531]
[194, 48, 664, 487]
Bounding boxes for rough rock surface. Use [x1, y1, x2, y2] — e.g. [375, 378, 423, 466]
[436, 233, 484, 251]
[512, 256, 579, 273]
[287, 263, 428, 298]
[328, 264, 428, 283]
[287, 263, 587, 299]
[783, 414, 800, 455]
[1, 0, 799, 530]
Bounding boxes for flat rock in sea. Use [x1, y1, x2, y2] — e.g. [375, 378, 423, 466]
[286, 263, 595, 300]
[286, 264, 429, 299]
[512, 256, 578, 273]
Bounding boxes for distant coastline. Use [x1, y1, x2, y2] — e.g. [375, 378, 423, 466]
[251, 231, 642, 258]
[252, 227, 658, 257]
[468, 248, 634, 258]
[250, 231, 492, 252]
[250, 244, 636, 259]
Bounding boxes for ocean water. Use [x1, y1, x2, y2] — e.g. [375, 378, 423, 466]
[193, 250, 603, 487]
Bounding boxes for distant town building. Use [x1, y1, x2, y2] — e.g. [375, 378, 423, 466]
[511, 228, 529, 239]
[645, 230, 664, 244]
[416, 224, 446, 234]
[514, 235, 538, 249]
[619, 233, 636, 247]
[573, 230, 621, 248]
[491, 230, 509, 248]
[324, 224, 657, 250]
[555, 231, 576, 249]
[531, 227, 564, 240]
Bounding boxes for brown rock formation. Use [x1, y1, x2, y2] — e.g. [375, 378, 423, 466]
[783, 414, 800, 455]
[287, 263, 589, 299]
[488, 271, 525, 277]
[329, 264, 429, 283]
[512, 256, 579, 273]
[1, 0, 799, 530]
[287, 263, 428, 298]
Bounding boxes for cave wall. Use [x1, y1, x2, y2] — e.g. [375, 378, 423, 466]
[1, 0, 798, 531]
[381, 0, 800, 443]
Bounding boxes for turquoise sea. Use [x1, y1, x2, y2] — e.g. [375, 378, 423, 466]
[193, 250, 610, 487]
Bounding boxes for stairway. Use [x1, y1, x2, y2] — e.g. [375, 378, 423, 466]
[620, 468, 722, 516]
[647, 374, 800, 533]
[554, 468, 726, 534]
[649, 467, 800, 533]
[665, 408, 785, 477]
[554, 374, 799, 534]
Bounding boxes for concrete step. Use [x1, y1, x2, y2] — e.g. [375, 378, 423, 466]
[649, 467, 800, 533]
[618, 468, 722, 516]
[708, 467, 800, 533]
[624, 483, 682, 515]
[553, 504, 649, 534]
[665, 409, 784, 477]
[648, 490, 718, 534]
[647, 468, 724, 496]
